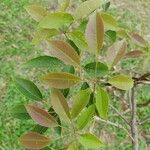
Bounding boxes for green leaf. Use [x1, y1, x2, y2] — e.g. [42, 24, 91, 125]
[32, 28, 59, 45]
[47, 40, 80, 68]
[11, 104, 31, 120]
[74, 0, 102, 20]
[78, 19, 88, 33]
[14, 78, 43, 100]
[32, 124, 48, 134]
[77, 104, 95, 129]
[85, 12, 104, 55]
[41, 72, 81, 89]
[25, 4, 48, 22]
[24, 56, 63, 69]
[26, 104, 57, 127]
[102, 1, 110, 11]
[106, 30, 116, 42]
[108, 74, 134, 90]
[39, 12, 73, 30]
[59, 0, 70, 11]
[106, 39, 127, 68]
[67, 142, 78, 150]
[67, 30, 88, 51]
[51, 89, 71, 123]
[101, 12, 118, 31]
[19, 132, 50, 149]
[95, 88, 109, 119]
[71, 89, 91, 118]
[78, 133, 104, 149]
[84, 62, 108, 78]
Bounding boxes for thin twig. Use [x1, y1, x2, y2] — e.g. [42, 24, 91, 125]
[94, 116, 134, 142]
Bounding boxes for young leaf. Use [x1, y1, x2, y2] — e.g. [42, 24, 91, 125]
[41, 72, 81, 89]
[129, 32, 147, 47]
[78, 133, 104, 149]
[19, 132, 50, 149]
[84, 62, 108, 78]
[108, 74, 134, 90]
[26, 104, 57, 127]
[51, 89, 71, 123]
[85, 12, 104, 55]
[71, 89, 91, 118]
[74, 0, 102, 20]
[95, 88, 109, 119]
[106, 39, 127, 68]
[47, 40, 80, 68]
[101, 13, 118, 31]
[67, 30, 88, 51]
[125, 50, 144, 58]
[14, 78, 43, 100]
[32, 28, 59, 45]
[76, 104, 95, 129]
[39, 12, 73, 30]
[24, 56, 63, 69]
[11, 104, 31, 120]
[25, 5, 48, 22]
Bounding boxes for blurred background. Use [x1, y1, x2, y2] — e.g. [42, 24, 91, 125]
[0, 0, 150, 149]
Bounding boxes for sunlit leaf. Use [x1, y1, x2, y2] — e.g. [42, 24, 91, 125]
[19, 132, 50, 149]
[71, 89, 91, 118]
[84, 61, 108, 78]
[67, 30, 88, 51]
[24, 56, 63, 69]
[78, 133, 104, 149]
[101, 12, 118, 31]
[59, 0, 70, 11]
[85, 12, 104, 55]
[25, 4, 48, 22]
[74, 0, 102, 20]
[129, 32, 147, 47]
[14, 78, 43, 100]
[96, 88, 109, 119]
[26, 104, 57, 127]
[117, 28, 129, 38]
[41, 72, 81, 89]
[11, 104, 30, 120]
[67, 142, 78, 150]
[51, 89, 71, 123]
[125, 50, 144, 58]
[32, 28, 59, 45]
[108, 74, 134, 90]
[39, 12, 73, 30]
[47, 40, 80, 68]
[106, 39, 127, 68]
[77, 104, 95, 129]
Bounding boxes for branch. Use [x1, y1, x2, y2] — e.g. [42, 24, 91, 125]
[94, 116, 134, 142]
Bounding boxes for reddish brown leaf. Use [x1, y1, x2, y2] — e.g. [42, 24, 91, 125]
[19, 132, 50, 149]
[26, 104, 56, 127]
[125, 50, 144, 58]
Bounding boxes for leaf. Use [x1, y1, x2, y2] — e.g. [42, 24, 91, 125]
[102, 1, 110, 11]
[85, 12, 104, 55]
[25, 5, 48, 22]
[77, 104, 95, 129]
[59, 0, 70, 11]
[39, 12, 73, 30]
[32, 124, 48, 134]
[26, 104, 57, 127]
[101, 12, 118, 31]
[117, 28, 129, 38]
[14, 78, 43, 100]
[67, 30, 88, 51]
[41, 72, 81, 89]
[125, 50, 144, 58]
[78, 19, 88, 33]
[78, 133, 104, 149]
[71, 89, 91, 118]
[11, 104, 31, 120]
[84, 62, 108, 78]
[108, 74, 134, 90]
[106, 39, 127, 68]
[51, 89, 71, 123]
[95, 88, 109, 119]
[47, 40, 80, 68]
[24, 56, 63, 69]
[74, 0, 102, 20]
[67, 142, 78, 150]
[19, 132, 50, 149]
[106, 30, 116, 42]
[32, 28, 59, 45]
[129, 32, 147, 47]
